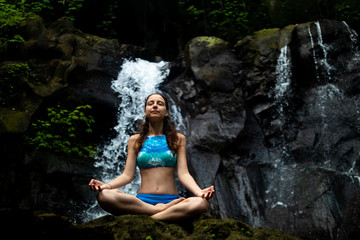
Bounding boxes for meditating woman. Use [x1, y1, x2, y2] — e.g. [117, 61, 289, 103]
[89, 93, 214, 221]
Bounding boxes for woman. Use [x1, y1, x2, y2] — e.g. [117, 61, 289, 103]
[89, 93, 214, 221]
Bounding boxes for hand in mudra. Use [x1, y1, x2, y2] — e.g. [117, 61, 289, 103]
[89, 179, 111, 191]
[200, 186, 215, 199]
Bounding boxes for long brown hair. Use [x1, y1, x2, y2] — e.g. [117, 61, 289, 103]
[134, 93, 180, 155]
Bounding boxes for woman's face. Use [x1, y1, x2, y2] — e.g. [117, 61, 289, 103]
[144, 94, 168, 120]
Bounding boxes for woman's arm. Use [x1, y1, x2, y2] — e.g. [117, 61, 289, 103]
[89, 134, 138, 191]
[176, 133, 215, 199]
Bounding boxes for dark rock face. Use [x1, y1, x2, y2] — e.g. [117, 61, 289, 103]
[163, 19, 360, 239]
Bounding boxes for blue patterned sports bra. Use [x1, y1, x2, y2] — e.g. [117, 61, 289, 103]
[137, 135, 177, 169]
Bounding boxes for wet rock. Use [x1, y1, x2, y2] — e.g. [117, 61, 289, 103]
[185, 36, 241, 93]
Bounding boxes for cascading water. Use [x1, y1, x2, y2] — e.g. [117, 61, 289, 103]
[306, 22, 360, 180]
[81, 58, 185, 222]
[265, 45, 295, 209]
[266, 22, 360, 214]
[343, 21, 360, 60]
[314, 22, 332, 79]
[308, 22, 360, 170]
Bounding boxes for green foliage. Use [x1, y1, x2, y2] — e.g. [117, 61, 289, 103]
[0, 0, 38, 35]
[95, 1, 119, 38]
[334, 2, 360, 22]
[26, 105, 97, 159]
[208, 0, 249, 41]
[179, 0, 250, 43]
[0, 0, 39, 53]
[0, 34, 25, 53]
[58, 0, 85, 21]
[0, 63, 37, 106]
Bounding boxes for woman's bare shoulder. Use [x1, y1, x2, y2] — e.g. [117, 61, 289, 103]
[176, 133, 186, 142]
[129, 134, 140, 143]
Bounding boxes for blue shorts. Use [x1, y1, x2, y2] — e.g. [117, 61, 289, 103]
[136, 193, 181, 205]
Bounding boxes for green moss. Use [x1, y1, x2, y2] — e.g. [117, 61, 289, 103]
[2, 209, 302, 240]
[195, 36, 228, 48]
[254, 28, 280, 38]
[193, 218, 254, 239]
[0, 108, 30, 132]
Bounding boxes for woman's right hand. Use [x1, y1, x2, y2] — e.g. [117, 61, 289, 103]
[89, 179, 111, 191]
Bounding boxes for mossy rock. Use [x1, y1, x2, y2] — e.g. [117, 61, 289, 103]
[79, 214, 189, 240]
[1, 209, 301, 240]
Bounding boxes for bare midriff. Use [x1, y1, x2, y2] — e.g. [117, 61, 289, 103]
[138, 167, 178, 195]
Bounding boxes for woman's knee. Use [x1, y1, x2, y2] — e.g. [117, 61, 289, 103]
[97, 189, 110, 202]
[96, 189, 121, 214]
[97, 189, 118, 209]
[190, 197, 210, 213]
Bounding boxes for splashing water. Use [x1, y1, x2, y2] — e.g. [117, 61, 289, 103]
[315, 21, 333, 78]
[81, 58, 185, 222]
[308, 26, 320, 81]
[265, 45, 294, 209]
[308, 22, 333, 81]
[274, 45, 292, 119]
[274, 45, 292, 159]
[343, 21, 360, 60]
[275, 46, 292, 102]
[95, 59, 168, 184]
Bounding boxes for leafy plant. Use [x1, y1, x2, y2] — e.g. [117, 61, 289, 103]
[59, 0, 85, 21]
[334, 2, 360, 22]
[26, 105, 97, 158]
[0, 0, 38, 35]
[0, 63, 37, 106]
[0, 0, 40, 54]
[179, 0, 250, 43]
[207, 0, 249, 41]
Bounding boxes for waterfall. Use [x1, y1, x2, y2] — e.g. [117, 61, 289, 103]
[264, 45, 294, 209]
[307, 21, 334, 82]
[307, 22, 360, 182]
[307, 26, 320, 81]
[314, 22, 332, 79]
[274, 45, 292, 158]
[274, 46, 292, 104]
[343, 21, 360, 60]
[265, 22, 360, 212]
[80, 58, 185, 222]
[95, 59, 167, 185]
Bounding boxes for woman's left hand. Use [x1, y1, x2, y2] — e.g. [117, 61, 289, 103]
[200, 186, 215, 199]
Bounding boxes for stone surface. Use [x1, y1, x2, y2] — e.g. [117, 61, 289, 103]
[1, 208, 300, 240]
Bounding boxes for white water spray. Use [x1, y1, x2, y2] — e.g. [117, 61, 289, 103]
[343, 21, 360, 60]
[274, 45, 292, 116]
[265, 45, 294, 209]
[315, 21, 332, 78]
[308, 26, 320, 81]
[274, 45, 292, 159]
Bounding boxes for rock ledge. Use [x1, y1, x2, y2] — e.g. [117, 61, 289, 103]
[2, 208, 300, 240]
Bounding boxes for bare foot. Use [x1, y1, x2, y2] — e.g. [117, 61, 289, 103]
[154, 197, 185, 212]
